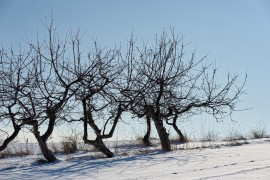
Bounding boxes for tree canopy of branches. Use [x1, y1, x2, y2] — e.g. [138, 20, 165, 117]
[0, 20, 246, 161]
[122, 32, 246, 151]
[0, 19, 88, 162]
[73, 42, 125, 157]
[0, 47, 35, 152]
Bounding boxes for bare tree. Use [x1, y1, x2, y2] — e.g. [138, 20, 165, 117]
[0, 47, 35, 151]
[73, 42, 125, 157]
[24, 19, 86, 162]
[119, 36, 155, 146]
[123, 31, 246, 151]
[1, 20, 246, 160]
[70, 39, 125, 157]
[0, 18, 126, 160]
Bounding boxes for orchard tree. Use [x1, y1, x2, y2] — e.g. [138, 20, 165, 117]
[0, 47, 36, 152]
[124, 31, 246, 151]
[119, 36, 154, 146]
[25, 19, 92, 162]
[0, 18, 246, 159]
[73, 41, 126, 157]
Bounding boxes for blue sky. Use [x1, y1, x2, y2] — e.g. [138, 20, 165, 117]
[1, 0, 270, 138]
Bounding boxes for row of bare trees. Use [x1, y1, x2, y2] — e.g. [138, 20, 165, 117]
[0, 20, 246, 162]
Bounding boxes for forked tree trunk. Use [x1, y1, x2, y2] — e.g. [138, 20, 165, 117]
[32, 120, 57, 162]
[142, 116, 151, 146]
[153, 118, 171, 151]
[82, 99, 118, 158]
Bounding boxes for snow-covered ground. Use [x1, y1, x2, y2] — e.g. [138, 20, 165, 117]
[1, 138, 270, 180]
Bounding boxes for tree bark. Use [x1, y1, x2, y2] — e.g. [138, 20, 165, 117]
[0, 125, 21, 151]
[35, 134, 58, 162]
[172, 123, 186, 142]
[167, 113, 187, 143]
[41, 110, 56, 142]
[153, 118, 171, 151]
[84, 137, 114, 158]
[82, 99, 114, 158]
[142, 114, 151, 146]
[32, 121, 57, 162]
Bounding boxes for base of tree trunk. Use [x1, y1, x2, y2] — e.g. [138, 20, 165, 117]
[153, 119, 171, 151]
[142, 115, 152, 146]
[85, 137, 114, 158]
[179, 135, 188, 143]
[171, 124, 188, 143]
[142, 135, 152, 146]
[35, 135, 58, 162]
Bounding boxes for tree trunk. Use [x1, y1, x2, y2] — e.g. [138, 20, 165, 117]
[84, 137, 114, 158]
[35, 134, 58, 162]
[153, 80, 171, 151]
[32, 120, 57, 162]
[142, 115, 151, 146]
[0, 125, 21, 151]
[82, 99, 117, 158]
[172, 123, 186, 142]
[153, 118, 171, 151]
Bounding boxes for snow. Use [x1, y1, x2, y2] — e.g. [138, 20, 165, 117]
[1, 139, 270, 180]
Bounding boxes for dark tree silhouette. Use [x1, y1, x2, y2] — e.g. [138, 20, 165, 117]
[0, 47, 36, 151]
[73, 42, 125, 157]
[0, 20, 246, 159]
[123, 31, 246, 151]
[25, 19, 91, 162]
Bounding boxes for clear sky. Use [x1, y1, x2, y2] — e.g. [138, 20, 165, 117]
[1, 0, 270, 139]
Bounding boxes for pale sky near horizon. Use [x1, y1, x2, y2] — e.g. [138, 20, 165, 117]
[1, 0, 270, 139]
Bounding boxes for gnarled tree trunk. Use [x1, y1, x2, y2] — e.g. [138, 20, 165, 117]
[82, 99, 117, 158]
[153, 117, 171, 151]
[84, 137, 114, 158]
[32, 120, 58, 162]
[35, 134, 57, 162]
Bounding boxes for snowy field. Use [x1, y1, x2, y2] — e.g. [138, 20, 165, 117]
[1, 138, 270, 180]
